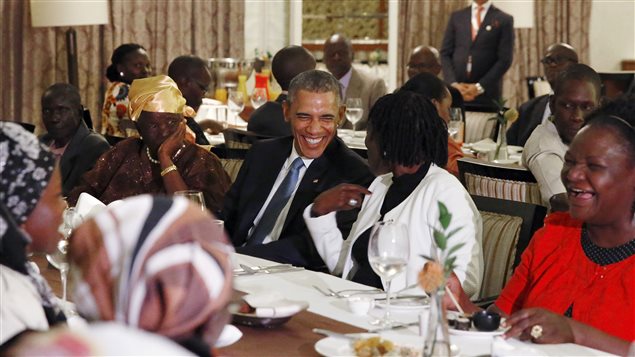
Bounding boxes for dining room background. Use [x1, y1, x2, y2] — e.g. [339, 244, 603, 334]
[1, 0, 633, 133]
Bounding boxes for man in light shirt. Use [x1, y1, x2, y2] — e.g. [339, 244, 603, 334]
[507, 43, 579, 146]
[222, 70, 373, 270]
[522, 64, 600, 211]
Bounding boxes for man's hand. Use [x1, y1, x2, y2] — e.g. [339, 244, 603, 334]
[311, 183, 371, 217]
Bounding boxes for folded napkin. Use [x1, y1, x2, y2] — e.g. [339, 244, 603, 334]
[243, 292, 309, 318]
[75, 192, 107, 219]
[491, 336, 543, 356]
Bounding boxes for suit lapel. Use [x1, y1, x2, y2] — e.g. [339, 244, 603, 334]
[60, 121, 89, 183]
[473, 6, 497, 44]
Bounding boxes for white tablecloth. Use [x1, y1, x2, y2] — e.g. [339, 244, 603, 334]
[233, 254, 613, 357]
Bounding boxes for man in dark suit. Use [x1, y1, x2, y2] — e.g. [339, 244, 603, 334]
[407, 45, 465, 115]
[168, 55, 212, 145]
[248, 45, 316, 137]
[40, 83, 110, 196]
[441, 0, 514, 108]
[223, 70, 374, 270]
[507, 43, 579, 146]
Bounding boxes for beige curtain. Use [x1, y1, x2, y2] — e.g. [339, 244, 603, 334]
[397, 0, 591, 107]
[1, 0, 244, 133]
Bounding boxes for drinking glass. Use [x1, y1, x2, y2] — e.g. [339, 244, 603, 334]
[46, 207, 82, 303]
[251, 88, 268, 109]
[227, 90, 245, 127]
[345, 98, 364, 137]
[368, 220, 409, 326]
[175, 190, 206, 211]
[448, 108, 464, 143]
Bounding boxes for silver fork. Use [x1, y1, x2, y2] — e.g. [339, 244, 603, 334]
[313, 285, 339, 297]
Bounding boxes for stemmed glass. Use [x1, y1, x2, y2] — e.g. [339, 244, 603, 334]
[46, 207, 82, 303]
[175, 190, 206, 212]
[227, 90, 245, 127]
[367, 220, 409, 327]
[448, 108, 464, 143]
[251, 88, 268, 109]
[345, 98, 364, 137]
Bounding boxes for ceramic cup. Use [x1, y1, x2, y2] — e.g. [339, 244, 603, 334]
[347, 296, 374, 315]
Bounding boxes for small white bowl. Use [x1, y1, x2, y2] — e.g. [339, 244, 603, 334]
[347, 296, 374, 315]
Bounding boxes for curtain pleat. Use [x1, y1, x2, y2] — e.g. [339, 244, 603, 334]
[1, 0, 244, 133]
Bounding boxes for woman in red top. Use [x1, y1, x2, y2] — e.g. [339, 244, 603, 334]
[452, 99, 635, 355]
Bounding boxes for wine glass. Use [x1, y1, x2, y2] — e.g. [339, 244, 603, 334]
[367, 220, 409, 327]
[46, 207, 82, 303]
[175, 190, 206, 212]
[251, 88, 268, 109]
[345, 98, 364, 137]
[227, 90, 245, 127]
[448, 108, 464, 143]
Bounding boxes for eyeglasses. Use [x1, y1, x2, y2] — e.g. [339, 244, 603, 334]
[540, 56, 575, 66]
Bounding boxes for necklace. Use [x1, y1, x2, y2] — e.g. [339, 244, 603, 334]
[146, 147, 160, 164]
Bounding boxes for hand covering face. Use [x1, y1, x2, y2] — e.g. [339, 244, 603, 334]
[69, 194, 233, 350]
[128, 75, 195, 121]
[0, 122, 62, 320]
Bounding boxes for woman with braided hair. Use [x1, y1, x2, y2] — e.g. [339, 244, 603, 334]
[304, 91, 484, 307]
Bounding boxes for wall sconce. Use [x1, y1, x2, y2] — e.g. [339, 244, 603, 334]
[30, 0, 109, 88]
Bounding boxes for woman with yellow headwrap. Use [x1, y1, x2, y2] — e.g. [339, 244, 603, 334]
[68, 76, 231, 213]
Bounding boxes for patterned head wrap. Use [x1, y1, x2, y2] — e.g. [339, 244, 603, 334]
[0, 122, 56, 227]
[128, 75, 195, 121]
[0, 122, 63, 322]
[69, 195, 233, 350]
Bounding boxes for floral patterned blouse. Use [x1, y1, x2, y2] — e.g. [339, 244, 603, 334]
[101, 81, 138, 138]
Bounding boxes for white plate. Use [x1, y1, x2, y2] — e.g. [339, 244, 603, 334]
[375, 295, 429, 311]
[492, 159, 517, 165]
[449, 325, 507, 337]
[315, 333, 424, 357]
[507, 145, 523, 153]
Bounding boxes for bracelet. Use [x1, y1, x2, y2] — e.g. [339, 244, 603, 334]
[160, 164, 178, 177]
[475, 83, 485, 95]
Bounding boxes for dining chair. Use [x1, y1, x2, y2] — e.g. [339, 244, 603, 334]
[471, 195, 547, 306]
[457, 157, 543, 206]
[211, 145, 249, 183]
[222, 128, 272, 149]
[464, 111, 497, 144]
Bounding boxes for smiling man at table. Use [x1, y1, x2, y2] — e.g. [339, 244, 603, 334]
[222, 70, 374, 270]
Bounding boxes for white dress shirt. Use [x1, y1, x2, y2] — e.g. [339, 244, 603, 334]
[522, 120, 568, 207]
[471, 0, 491, 33]
[338, 67, 353, 98]
[249, 144, 313, 244]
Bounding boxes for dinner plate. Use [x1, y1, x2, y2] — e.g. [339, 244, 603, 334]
[231, 311, 293, 328]
[449, 325, 507, 337]
[314, 333, 423, 357]
[374, 295, 429, 311]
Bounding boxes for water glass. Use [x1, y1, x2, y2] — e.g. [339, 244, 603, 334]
[448, 108, 464, 143]
[368, 220, 409, 326]
[345, 98, 364, 136]
[175, 190, 206, 211]
[251, 88, 268, 109]
[227, 90, 245, 127]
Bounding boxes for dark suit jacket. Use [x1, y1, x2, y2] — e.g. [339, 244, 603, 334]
[441, 5, 514, 105]
[247, 94, 292, 137]
[185, 116, 210, 145]
[40, 120, 110, 196]
[222, 136, 374, 270]
[506, 94, 550, 147]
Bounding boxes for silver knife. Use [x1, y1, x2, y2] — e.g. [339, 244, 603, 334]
[367, 321, 419, 333]
[313, 328, 362, 340]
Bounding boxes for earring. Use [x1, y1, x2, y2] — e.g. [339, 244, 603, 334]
[120, 71, 124, 78]
[139, 135, 143, 140]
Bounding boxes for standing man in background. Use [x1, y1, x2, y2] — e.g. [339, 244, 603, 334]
[441, 0, 514, 109]
[323, 34, 387, 130]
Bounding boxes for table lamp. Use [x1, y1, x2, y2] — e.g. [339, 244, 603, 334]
[30, 0, 109, 88]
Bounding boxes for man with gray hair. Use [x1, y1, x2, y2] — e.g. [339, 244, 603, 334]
[223, 70, 373, 270]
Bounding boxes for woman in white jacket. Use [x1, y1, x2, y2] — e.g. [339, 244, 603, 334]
[304, 91, 483, 303]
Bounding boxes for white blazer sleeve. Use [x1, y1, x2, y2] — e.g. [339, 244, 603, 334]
[303, 204, 344, 274]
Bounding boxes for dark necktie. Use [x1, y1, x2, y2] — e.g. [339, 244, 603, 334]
[247, 157, 304, 246]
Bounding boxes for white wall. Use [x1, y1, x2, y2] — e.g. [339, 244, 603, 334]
[589, 0, 635, 71]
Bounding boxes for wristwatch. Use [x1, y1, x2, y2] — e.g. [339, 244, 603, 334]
[475, 83, 485, 95]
